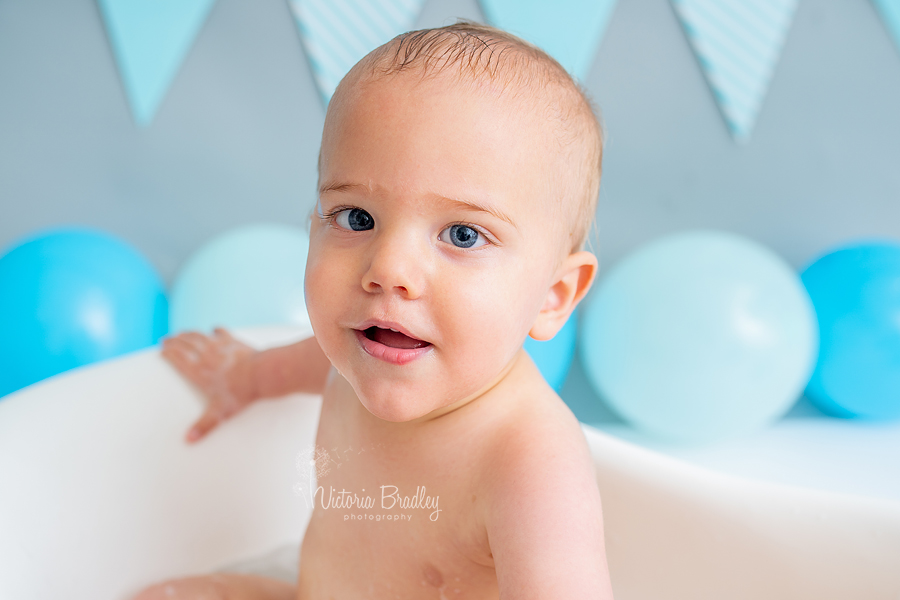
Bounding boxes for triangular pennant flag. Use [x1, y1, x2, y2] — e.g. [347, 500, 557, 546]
[672, 0, 798, 143]
[872, 0, 900, 55]
[479, 0, 619, 81]
[289, 0, 427, 105]
[97, 0, 216, 126]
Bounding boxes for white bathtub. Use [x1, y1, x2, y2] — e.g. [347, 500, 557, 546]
[1, 326, 898, 600]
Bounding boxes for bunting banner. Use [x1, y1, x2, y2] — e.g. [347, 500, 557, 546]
[479, 0, 618, 81]
[872, 0, 900, 55]
[96, 0, 217, 126]
[288, 0, 426, 105]
[671, 0, 798, 143]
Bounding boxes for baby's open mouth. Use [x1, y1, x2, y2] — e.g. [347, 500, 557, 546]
[363, 326, 431, 350]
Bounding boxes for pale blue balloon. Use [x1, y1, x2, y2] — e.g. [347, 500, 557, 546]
[580, 230, 818, 442]
[170, 224, 310, 333]
[524, 312, 578, 391]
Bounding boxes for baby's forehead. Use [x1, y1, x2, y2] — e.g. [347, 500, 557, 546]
[339, 71, 579, 164]
[369, 54, 571, 113]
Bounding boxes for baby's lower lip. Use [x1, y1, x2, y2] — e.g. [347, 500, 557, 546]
[354, 328, 432, 366]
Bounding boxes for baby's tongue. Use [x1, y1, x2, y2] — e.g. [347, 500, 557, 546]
[369, 327, 428, 349]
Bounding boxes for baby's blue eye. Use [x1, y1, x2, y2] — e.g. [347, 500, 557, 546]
[335, 208, 374, 231]
[440, 224, 486, 249]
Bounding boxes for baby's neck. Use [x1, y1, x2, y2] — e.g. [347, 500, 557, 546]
[326, 347, 537, 441]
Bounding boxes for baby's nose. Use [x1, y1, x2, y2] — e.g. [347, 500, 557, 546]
[361, 237, 425, 299]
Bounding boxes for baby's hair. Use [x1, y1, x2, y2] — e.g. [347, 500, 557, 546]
[328, 21, 604, 253]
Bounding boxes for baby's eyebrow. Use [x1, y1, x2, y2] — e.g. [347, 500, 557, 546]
[438, 195, 517, 229]
[319, 182, 368, 195]
[318, 182, 517, 229]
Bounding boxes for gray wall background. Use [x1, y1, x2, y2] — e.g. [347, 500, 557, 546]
[2, 0, 899, 423]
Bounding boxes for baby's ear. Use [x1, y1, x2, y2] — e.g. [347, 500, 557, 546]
[529, 251, 597, 341]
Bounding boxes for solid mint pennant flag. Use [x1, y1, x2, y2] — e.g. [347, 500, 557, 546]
[479, 0, 619, 81]
[97, 0, 216, 126]
[672, 0, 798, 143]
[289, 0, 427, 105]
[872, 0, 900, 55]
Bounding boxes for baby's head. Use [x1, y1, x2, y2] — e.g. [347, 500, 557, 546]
[306, 22, 604, 421]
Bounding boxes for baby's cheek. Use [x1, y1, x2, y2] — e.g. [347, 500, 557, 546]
[450, 282, 526, 365]
[304, 258, 337, 328]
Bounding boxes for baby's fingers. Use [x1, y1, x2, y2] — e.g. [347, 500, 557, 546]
[161, 336, 201, 363]
[186, 388, 251, 443]
[185, 406, 226, 443]
[213, 327, 237, 343]
[178, 332, 225, 368]
[162, 333, 211, 362]
[161, 338, 210, 382]
[212, 327, 255, 363]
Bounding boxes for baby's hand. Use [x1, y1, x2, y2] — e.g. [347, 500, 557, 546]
[161, 327, 257, 444]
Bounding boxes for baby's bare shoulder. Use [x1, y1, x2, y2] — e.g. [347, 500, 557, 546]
[481, 392, 596, 502]
[475, 391, 614, 597]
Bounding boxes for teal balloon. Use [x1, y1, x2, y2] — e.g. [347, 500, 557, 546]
[170, 224, 310, 333]
[580, 230, 818, 442]
[524, 312, 578, 391]
[800, 242, 900, 420]
[0, 228, 168, 398]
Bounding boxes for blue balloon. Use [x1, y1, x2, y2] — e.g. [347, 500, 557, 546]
[801, 242, 900, 420]
[524, 312, 578, 391]
[0, 228, 168, 398]
[169, 224, 310, 333]
[580, 230, 818, 442]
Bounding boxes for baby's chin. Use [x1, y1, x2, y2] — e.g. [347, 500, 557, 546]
[353, 384, 444, 423]
[349, 373, 481, 423]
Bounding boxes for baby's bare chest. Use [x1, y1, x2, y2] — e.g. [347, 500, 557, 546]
[295, 402, 498, 598]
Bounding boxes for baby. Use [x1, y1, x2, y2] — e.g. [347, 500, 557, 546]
[138, 21, 613, 600]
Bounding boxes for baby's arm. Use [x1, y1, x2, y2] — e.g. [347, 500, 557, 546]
[483, 420, 615, 599]
[162, 328, 331, 442]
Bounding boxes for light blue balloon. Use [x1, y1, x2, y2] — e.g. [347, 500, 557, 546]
[580, 230, 818, 442]
[170, 224, 310, 333]
[801, 241, 900, 420]
[0, 228, 168, 398]
[524, 312, 578, 391]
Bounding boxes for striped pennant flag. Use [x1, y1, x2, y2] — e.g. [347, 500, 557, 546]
[872, 0, 900, 55]
[289, 0, 426, 105]
[97, 0, 217, 126]
[672, 0, 798, 143]
[479, 0, 619, 81]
